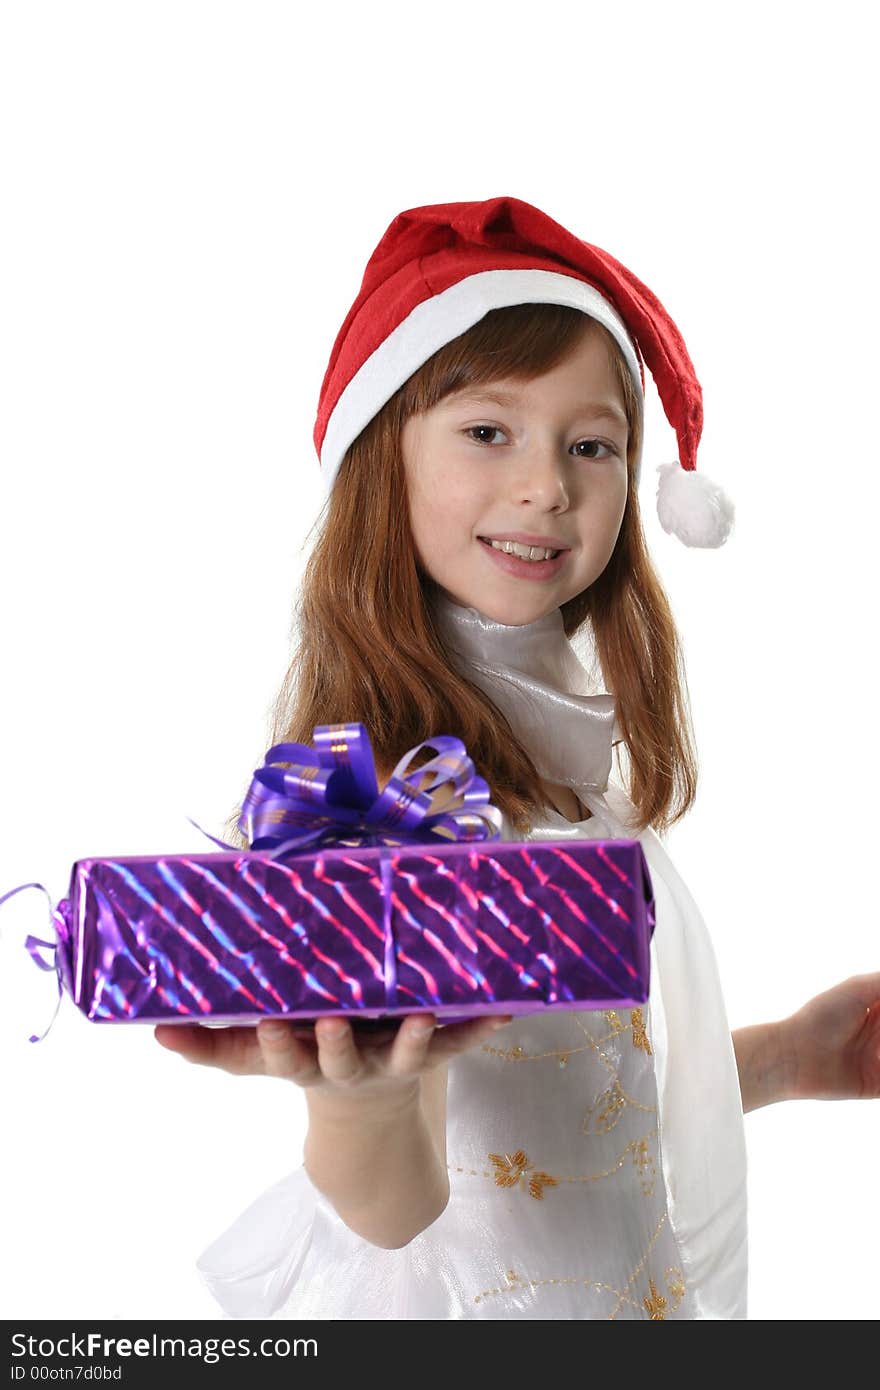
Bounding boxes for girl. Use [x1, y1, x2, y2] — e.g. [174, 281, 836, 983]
[155, 196, 880, 1320]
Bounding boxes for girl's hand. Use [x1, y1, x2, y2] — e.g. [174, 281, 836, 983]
[153, 1011, 513, 1097]
[782, 972, 880, 1101]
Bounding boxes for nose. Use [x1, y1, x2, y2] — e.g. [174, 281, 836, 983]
[510, 444, 570, 510]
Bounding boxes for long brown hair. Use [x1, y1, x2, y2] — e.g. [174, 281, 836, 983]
[222, 303, 698, 847]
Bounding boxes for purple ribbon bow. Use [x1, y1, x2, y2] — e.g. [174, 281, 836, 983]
[188, 722, 503, 859]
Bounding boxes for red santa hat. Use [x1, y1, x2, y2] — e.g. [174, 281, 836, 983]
[314, 196, 734, 548]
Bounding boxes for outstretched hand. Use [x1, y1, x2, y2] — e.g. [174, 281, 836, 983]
[153, 1011, 512, 1097]
[783, 973, 880, 1101]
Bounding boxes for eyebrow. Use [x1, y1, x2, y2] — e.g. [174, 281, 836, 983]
[445, 388, 628, 430]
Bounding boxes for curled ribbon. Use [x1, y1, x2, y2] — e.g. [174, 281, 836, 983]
[0, 881, 70, 1043]
[187, 722, 503, 859]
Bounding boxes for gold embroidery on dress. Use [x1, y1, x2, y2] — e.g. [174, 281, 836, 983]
[569, 1014, 657, 1136]
[488, 1150, 559, 1199]
[631, 1007, 653, 1054]
[582, 1077, 656, 1135]
[665, 1267, 686, 1304]
[488, 1149, 530, 1189]
[482, 1013, 638, 1071]
[452, 1130, 659, 1198]
[474, 1268, 630, 1308]
[471, 1213, 687, 1318]
[606, 1210, 675, 1319]
[573, 1014, 647, 1078]
[526, 1170, 559, 1200]
[631, 1138, 657, 1197]
[482, 1040, 586, 1067]
[643, 1278, 667, 1319]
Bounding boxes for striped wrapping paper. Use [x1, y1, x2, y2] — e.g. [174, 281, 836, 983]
[50, 838, 655, 1026]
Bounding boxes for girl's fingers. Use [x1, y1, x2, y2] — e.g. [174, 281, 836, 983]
[154, 1022, 265, 1075]
[154, 1023, 210, 1060]
[386, 1013, 440, 1076]
[312, 1016, 366, 1084]
[155, 1012, 515, 1086]
[425, 1013, 514, 1063]
[256, 1020, 323, 1084]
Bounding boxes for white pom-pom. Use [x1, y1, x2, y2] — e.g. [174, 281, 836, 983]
[655, 461, 735, 549]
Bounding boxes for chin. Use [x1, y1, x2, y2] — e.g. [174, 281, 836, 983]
[435, 577, 569, 625]
[477, 592, 561, 626]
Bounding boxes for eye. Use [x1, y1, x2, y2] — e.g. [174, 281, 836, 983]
[464, 425, 505, 445]
[463, 426, 618, 459]
[572, 439, 617, 460]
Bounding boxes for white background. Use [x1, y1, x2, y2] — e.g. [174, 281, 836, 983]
[1, 0, 877, 1322]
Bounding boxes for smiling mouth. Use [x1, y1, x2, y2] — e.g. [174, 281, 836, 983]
[478, 537, 563, 561]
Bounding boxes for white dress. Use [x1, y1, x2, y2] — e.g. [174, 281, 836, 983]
[195, 781, 748, 1320]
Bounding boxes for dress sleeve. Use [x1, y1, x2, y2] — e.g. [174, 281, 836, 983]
[196, 1155, 474, 1320]
[196, 1164, 320, 1319]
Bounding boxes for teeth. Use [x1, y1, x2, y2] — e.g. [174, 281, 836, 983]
[487, 539, 559, 561]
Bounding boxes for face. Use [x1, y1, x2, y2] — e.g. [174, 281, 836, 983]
[401, 327, 630, 626]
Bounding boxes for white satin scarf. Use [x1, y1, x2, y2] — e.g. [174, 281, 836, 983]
[428, 591, 635, 837]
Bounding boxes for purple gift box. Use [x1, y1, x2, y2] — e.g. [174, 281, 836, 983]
[11, 723, 655, 1035]
[49, 836, 655, 1026]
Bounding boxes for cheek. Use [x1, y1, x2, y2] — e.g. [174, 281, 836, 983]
[610, 474, 628, 532]
[408, 477, 444, 542]
[580, 472, 627, 552]
[410, 471, 480, 541]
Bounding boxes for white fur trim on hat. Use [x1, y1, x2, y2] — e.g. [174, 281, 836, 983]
[655, 461, 735, 549]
